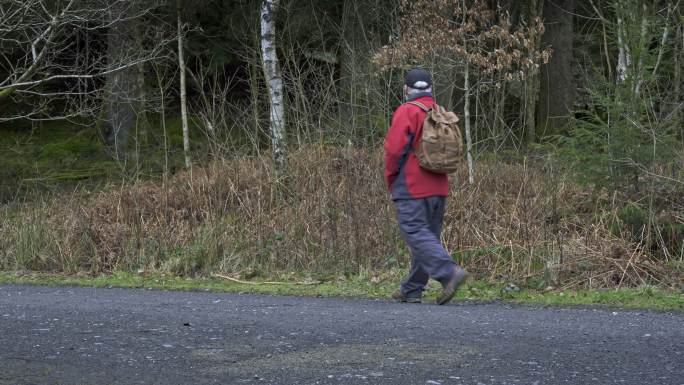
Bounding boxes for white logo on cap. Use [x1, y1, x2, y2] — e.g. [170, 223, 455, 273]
[413, 81, 428, 89]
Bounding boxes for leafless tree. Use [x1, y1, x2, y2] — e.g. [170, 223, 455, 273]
[0, 0, 171, 125]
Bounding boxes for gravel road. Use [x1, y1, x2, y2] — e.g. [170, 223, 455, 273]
[0, 284, 682, 385]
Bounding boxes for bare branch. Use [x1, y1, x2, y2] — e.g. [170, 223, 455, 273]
[1, 52, 170, 91]
[0, 0, 174, 123]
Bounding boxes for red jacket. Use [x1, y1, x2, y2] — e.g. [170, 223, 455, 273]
[384, 95, 449, 200]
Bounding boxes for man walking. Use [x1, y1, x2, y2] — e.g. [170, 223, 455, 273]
[384, 68, 468, 305]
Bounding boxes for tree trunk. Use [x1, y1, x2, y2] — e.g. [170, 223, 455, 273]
[433, 62, 459, 110]
[524, 79, 538, 144]
[134, 22, 149, 146]
[676, 16, 683, 140]
[615, 2, 632, 85]
[339, 0, 382, 142]
[538, 0, 575, 136]
[523, 0, 543, 144]
[464, 63, 474, 185]
[177, 0, 191, 169]
[339, 0, 360, 125]
[633, 3, 649, 98]
[651, 4, 672, 80]
[261, 0, 286, 174]
[105, 6, 137, 160]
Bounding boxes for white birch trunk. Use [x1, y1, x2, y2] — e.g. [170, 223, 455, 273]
[460, 0, 474, 184]
[633, 3, 649, 98]
[260, 0, 286, 174]
[615, 5, 631, 85]
[177, 1, 191, 169]
[463, 63, 474, 185]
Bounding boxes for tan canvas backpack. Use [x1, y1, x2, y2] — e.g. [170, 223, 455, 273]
[409, 101, 464, 174]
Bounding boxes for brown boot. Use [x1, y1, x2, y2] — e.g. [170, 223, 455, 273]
[391, 290, 422, 303]
[436, 266, 468, 305]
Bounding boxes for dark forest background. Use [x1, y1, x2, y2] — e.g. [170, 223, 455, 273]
[1, 0, 682, 289]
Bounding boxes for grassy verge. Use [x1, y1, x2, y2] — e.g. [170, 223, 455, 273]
[1, 270, 681, 312]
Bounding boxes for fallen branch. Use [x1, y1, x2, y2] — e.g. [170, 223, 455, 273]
[212, 273, 321, 286]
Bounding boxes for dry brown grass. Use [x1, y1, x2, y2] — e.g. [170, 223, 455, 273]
[1, 146, 680, 288]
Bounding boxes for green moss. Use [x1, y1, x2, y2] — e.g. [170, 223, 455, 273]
[0, 86, 16, 99]
[1, 270, 681, 312]
[39, 135, 103, 167]
[0, 121, 106, 186]
[0, 116, 208, 202]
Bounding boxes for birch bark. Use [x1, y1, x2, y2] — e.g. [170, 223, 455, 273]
[178, 0, 191, 169]
[461, 0, 474, 184]
[463, 61, 474, 185]
[616, 4, 631, 85]
[633, 3, 649, 98]
[261, 0, 286, 175]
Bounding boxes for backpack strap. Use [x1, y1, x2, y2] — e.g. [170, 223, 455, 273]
[396, 132, 414, 176]
[396, 102, 430, 174]
[408, 101, 430, 112]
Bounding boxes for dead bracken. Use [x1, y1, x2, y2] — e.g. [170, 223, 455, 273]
[1, 147, 678, 289]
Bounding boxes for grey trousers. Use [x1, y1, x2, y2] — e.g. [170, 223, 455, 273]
[395, 197, 456, 298]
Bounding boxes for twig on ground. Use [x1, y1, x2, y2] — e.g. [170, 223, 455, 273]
[212, 273, 321, 285]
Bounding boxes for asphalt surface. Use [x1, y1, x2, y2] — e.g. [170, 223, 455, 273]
[0, 285, 682, 385]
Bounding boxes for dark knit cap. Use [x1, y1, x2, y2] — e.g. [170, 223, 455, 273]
[404, 68, 432, 90]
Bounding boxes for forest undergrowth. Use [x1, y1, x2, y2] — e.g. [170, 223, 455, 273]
[1, 146, 682, 290]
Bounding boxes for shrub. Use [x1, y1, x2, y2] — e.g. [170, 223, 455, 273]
[0, 147, 679, 288]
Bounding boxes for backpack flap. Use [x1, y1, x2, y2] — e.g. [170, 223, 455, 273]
[416, 104, 464, 174]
